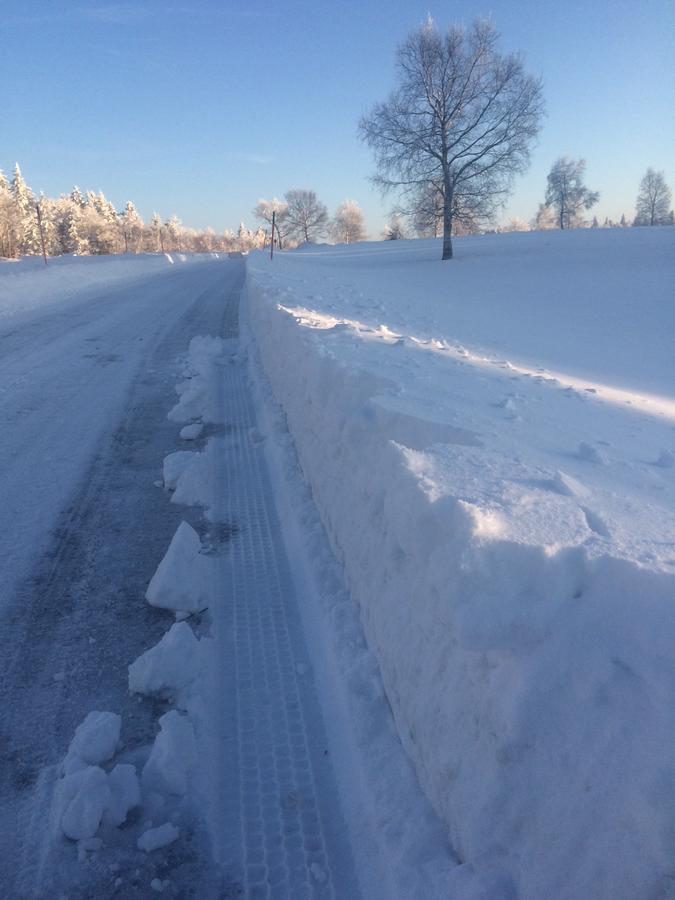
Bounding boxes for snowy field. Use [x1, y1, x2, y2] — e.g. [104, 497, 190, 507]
[247, 228, 675, 899]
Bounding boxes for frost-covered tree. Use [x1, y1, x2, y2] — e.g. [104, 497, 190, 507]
[534, 203, 557, 230]
[11, 163, 42, 255]
[0, 161, 257, 258]
[119, 200, 143, 252]
[70, 186, 87, 208]
[165, 216, 183, 252]
[501, 217, 530, 232]
[383, 213, 406, 239]
[360, 18, 544, 259]
[331, 200, 366, 244]
[150, 212, 164, 252]
[0, 169, 18, 257]
[283, 189, 328, 243]
[634, 168, 672, 226]
[57, 200, 89, 254]
[544, 157, 599, 229]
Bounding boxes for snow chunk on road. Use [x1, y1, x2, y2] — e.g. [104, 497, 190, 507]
[58, 766, 112, 841]
[129, 622, 201, 699]
[168, 380, 207, 424]
[63, 711, 121, 775]
[163, 451, 196, 490]
[146, 521, 211, 615]
[103, 764, 141, 828]
[179, 423, 203, 441]
[143, 710, 196, 797]
[137, 822, 180, 853]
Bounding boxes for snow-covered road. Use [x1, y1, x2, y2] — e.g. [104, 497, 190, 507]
[0, 260, 238, 895]
[0, 258, 455, 898]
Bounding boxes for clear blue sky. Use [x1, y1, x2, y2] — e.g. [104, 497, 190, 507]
[2, 0, 673, 236]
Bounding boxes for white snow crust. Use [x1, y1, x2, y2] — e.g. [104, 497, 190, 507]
[246, 229, 675, 899]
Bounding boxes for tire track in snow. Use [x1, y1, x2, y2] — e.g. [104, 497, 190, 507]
[202, 301, 359, 898]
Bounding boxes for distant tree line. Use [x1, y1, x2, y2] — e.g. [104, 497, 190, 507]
[382, 160, 673, 239]
[0, 163, 265, 259]
[252, 190, 366, 248]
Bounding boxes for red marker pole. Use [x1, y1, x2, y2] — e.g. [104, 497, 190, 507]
[270, 210, 275, 260]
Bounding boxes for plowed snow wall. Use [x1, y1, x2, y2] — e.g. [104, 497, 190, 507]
[246, 269, 675, 900]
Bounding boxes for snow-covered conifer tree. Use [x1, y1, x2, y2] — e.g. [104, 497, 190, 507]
[119, 200, 143, 253]
[11, 163, 42, 255]
[0, 170, 18, 257]
[150, 212, 164, 252]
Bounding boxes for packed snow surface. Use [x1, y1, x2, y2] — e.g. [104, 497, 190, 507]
[0, 252, 219, 326]
[247, 229, 675, 899]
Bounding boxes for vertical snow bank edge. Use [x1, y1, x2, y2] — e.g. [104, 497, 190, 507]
[245, 268, 675, 900]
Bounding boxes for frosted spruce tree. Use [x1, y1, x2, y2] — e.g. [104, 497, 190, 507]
[150, 213, 164, 252]
[0, 169, 18, 257]
[119, 201, 143, 252]
[11, 163, 42, 255]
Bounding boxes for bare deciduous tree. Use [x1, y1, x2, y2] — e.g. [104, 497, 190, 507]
[252, 197, 290, 248]
[545, 157, 599, 229]
[359, 18, 544, 259]
[283, 189, 328, 243]
[634, 168, 672, 226]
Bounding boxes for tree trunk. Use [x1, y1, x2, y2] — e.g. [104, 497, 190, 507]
[442, 174, 453, 260]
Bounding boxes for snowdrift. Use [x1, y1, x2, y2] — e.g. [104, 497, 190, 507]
[246, 230, 675, 899]
[0, 252, 221, 326]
